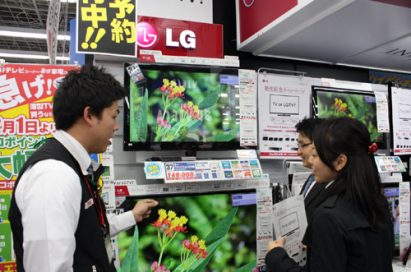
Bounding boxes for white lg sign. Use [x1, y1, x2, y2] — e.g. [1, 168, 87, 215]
[166, 28, 196, 49]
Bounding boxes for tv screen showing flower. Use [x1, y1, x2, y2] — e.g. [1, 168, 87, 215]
[313, 87, 385, 148]
[124, 64, 241, 151]
[118, 193, 257, 272]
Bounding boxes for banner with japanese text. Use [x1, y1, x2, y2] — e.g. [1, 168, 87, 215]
[77, 0, 137, 57]
[0, 64, 77, 268]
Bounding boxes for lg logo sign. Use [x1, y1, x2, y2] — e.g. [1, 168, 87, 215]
[137, 22, 158, 48]
[243, 0, 255, 8]
[166, 29, 196, 49]
[137, 22, 196, 49]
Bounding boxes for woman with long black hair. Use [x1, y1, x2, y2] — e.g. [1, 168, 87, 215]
[265, 117, 393, 272]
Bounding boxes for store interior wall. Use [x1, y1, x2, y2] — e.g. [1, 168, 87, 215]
[95, 0, 397, 187]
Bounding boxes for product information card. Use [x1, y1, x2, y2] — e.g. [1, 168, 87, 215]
[257, 72, 311, 159]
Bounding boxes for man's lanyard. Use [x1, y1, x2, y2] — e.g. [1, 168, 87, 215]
[83, 175, 108, 236]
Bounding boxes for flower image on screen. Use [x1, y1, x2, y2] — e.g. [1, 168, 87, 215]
[124, 64, 241, 151]
[118, 193, 257, 272]
[313, 87, 384, 147]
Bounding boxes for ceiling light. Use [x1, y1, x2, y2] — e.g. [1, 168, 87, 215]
[47, 0, 77, 3]
[0, 30, 70, 41]
[0, 52, 70, 61]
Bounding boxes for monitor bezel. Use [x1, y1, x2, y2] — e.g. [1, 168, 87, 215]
[311, 85, 387, 150]
[123, 63, 243, 151]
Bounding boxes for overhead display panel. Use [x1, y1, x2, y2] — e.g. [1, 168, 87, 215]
[235, 0, 411, 73]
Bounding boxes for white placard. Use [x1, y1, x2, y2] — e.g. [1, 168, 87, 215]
[374, 91, 390, 133]
[256, 188, 274, 270]
[102, 182, 116, 211]
[237, 149, 258, 159]
[239, 69, 258, 146]
[391, 87, 411, 155]
[258, 73, 311, 159]
[272, 195, 307, 266]
[320, 78, 372, 91]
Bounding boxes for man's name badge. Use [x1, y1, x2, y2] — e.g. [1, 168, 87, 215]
[85, 198, 94, 209]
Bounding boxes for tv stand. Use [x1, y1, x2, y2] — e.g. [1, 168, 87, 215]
[184, 150, 196, 157]
[181, 150, 197, 161]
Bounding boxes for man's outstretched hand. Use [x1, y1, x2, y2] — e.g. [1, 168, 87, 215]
[132, 199, 159, 223]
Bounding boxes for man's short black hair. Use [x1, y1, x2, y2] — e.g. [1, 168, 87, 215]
[53, 65, 126, 130]
[295, 117, 323, 141]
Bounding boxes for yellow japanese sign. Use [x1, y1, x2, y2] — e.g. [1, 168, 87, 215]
[77, 0, 136, 57]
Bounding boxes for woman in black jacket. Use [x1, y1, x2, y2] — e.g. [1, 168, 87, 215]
[265, 117, 394, 272]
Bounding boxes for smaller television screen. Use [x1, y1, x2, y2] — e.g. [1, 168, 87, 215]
[124, 64, 241, 151]
[312, 86, 385, 148]
[383, 186, 400, 249]
[118, 193, 257, 271]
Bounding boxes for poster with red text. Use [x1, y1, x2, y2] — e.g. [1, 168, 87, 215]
[0, 64, 77, 268]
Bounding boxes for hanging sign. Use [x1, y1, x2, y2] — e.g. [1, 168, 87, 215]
[77, 0, 137, 57]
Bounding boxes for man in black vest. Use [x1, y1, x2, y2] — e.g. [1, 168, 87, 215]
[9, 65, 158, 272]
[295, 118, 325, 222]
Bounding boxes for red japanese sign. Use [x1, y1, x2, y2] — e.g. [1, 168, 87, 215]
[137, 16, 223, 59]
[0, 64, 77, 269]
[0, 63, 77, 182]
[0, 64, 78, 183]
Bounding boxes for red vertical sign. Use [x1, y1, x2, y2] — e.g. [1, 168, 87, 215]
[238, 0, 298, 43]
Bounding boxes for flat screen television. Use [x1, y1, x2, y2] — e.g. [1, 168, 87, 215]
[383, 186, 400, 250]
[123, 64, 241, 151]
[118, 192, 258, 271]
[312, 86, 386, 149]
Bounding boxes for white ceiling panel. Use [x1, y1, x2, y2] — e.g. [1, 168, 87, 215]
[341, 35, 411, 71]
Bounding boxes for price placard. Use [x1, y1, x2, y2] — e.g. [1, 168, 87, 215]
[163, 159, 263, 183]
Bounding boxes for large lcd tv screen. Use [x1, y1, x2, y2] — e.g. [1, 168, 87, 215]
[118, 193, 257, 272]
[124, 64, 240, 151]
[312, 87, 385, 148]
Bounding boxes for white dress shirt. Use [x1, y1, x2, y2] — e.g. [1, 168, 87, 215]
[15, 130, 135, 272]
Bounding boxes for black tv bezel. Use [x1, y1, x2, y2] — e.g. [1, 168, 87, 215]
[311, 86, 387, 150]
[123, 63, 243, 151]
[122, 189, 258, 269]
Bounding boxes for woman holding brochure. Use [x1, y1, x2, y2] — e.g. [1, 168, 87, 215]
[265, 117, 394, 272]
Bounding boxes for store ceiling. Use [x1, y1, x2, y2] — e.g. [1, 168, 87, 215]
[0, 0, 76, 64]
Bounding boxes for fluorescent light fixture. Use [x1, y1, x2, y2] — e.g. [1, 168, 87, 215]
[48, 0, 77, 3]
[0, 52, 70, 61]
[0, 30, 70, 41]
